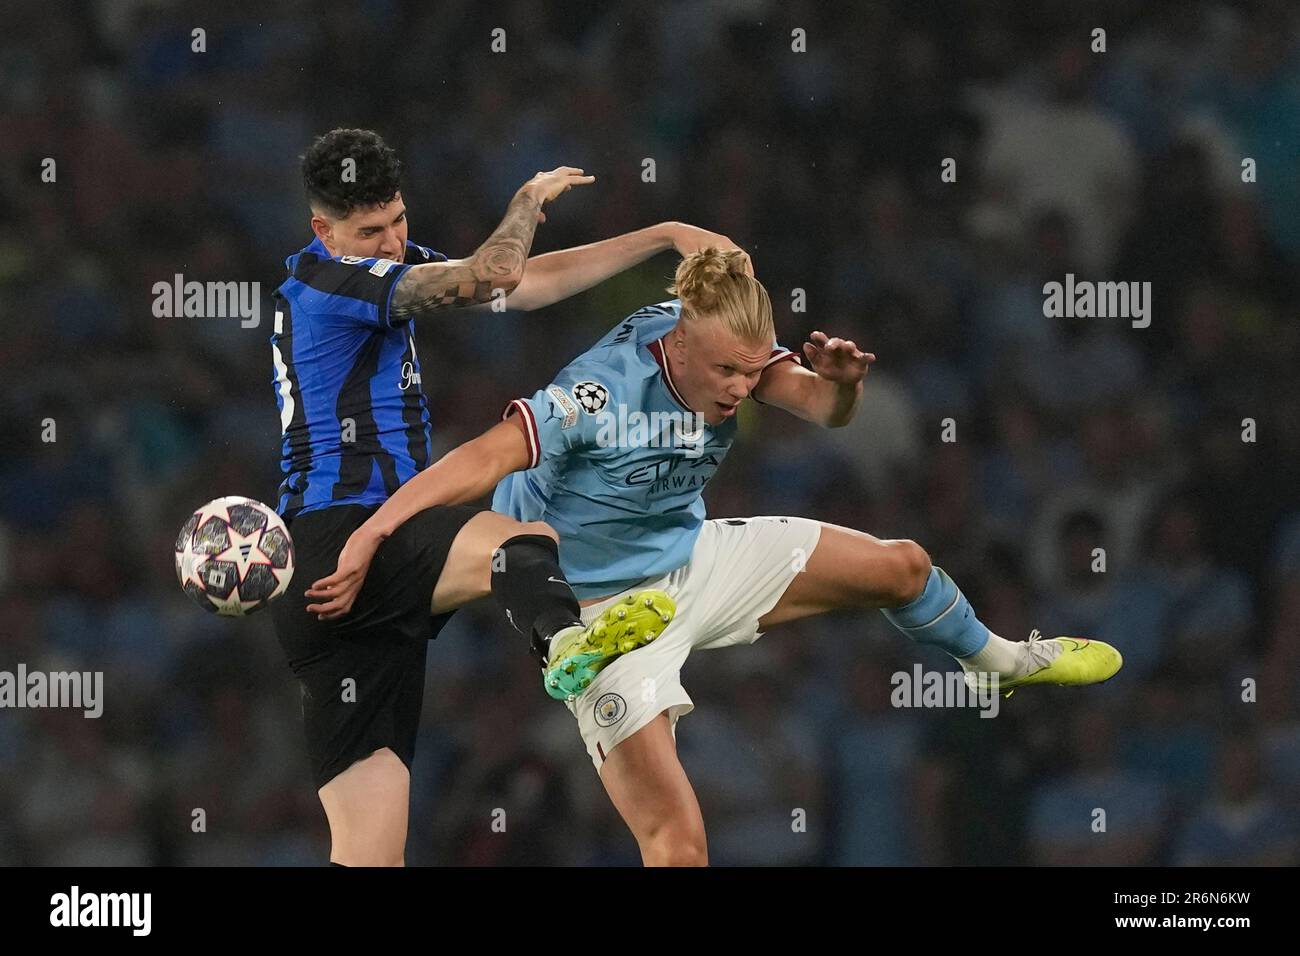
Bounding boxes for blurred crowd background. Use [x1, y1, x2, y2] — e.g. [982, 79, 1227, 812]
[1, 0, 1298, 865]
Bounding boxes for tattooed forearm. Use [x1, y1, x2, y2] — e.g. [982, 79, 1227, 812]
[390, 261, 497, 317]
[391, 190, 542, 318]
[475, 188, 541, 282]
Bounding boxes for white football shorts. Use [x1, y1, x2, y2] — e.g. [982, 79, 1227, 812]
[567, 515, 822, 773]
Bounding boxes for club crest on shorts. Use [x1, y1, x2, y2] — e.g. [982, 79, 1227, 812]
[572, 381, 609, 415]
[594, 692, 626, 727]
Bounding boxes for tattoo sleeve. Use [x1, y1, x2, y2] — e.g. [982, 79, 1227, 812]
[391, 190, 542, 318]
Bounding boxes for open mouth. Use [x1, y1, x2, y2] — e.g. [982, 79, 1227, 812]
[716, 402, 738, 416]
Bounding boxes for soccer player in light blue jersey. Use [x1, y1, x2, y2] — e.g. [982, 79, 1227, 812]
[310, 248, 1123, 866]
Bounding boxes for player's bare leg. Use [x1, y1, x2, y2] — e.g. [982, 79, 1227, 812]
[760, 522, 1122, 692]
[759, 524, 931, 625]
[318, 747, 410, 866]
[430, 511, 558, 612]
[600, 713, 708, 867]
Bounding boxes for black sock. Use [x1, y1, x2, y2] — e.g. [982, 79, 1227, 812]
[490, 534, 582, 660]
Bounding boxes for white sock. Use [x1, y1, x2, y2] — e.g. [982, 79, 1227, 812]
[548, 622, 584, 653]
[957, 632, 1024, 677]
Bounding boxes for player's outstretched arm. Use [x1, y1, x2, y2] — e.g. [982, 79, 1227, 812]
[752, 331, 874, 428]
[391, 166, 594, 318]
[477, 222, 753, 313]
[304, 421, 531, 618]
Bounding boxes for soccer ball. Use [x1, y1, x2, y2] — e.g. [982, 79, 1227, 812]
[572, 381, 608, 414]
[175, 496, 294, 616]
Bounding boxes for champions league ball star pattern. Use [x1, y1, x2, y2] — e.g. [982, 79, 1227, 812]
[175, 496, 295, 616]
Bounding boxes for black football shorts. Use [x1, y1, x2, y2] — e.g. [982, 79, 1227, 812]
[270, 503, 480, 789]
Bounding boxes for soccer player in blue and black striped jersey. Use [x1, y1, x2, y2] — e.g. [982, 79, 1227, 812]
[270, 129, 746, 865]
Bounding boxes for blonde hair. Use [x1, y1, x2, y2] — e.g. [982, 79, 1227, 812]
[668, 247, 773, 344]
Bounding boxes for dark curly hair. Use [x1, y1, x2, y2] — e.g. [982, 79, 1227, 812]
[301, 128, 403, 219]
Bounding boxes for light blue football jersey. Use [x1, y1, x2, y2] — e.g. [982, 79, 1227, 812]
[492, 299, 795, 598]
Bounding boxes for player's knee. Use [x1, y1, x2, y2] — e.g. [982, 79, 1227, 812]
[518, 520, 559, 544]
[641, 823, 708, 867]
[643, 838, 708, 867]
[888, 539, 932, 605]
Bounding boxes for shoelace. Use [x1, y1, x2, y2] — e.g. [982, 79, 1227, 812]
[1022, 628, 1059, 673]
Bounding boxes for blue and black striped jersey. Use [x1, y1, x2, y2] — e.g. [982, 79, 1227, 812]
[269, 236, 447, 517]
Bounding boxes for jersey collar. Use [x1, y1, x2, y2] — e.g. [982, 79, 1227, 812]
[283, 235, 330, 275]
[288, 237, 440, 272]
[646, 337, 694, 412]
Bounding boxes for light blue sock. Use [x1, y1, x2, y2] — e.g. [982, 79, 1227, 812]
[880, 566, 989, 658]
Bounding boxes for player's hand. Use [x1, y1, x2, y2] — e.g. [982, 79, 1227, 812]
[304, 529, 382, 621]
[664, 223, 753, 275]
[518, 167, 595, 223]
[802, 331, 875, 385]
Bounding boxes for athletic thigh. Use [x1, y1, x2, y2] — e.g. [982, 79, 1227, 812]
[759, 522, 931, 628]
[430, 512, 556, 613]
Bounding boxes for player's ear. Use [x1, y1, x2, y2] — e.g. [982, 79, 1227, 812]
[309, 212, 335, 247]
[668, 322, 687, 354]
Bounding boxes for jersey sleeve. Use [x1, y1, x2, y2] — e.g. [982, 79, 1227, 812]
[766, 338, 799, 368]
[752, 337, 801, 405]
[501, 364, 617, 470]
[291, 254, 414, 329]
